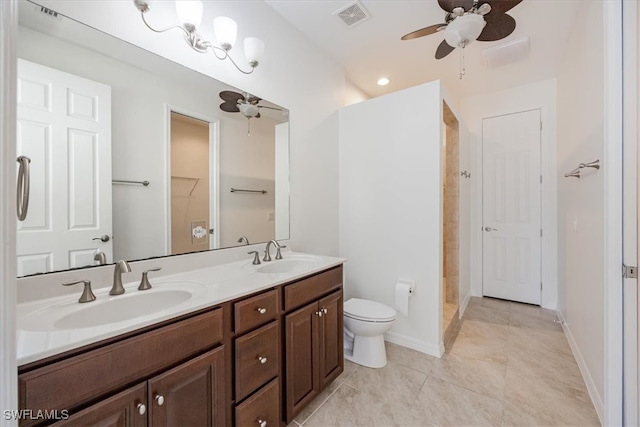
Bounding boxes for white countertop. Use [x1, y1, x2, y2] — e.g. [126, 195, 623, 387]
[16, 252, 344, 366]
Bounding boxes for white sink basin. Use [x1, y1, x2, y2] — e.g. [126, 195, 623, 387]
[19, 284, 203, 332]
[55, 290, 191, 329]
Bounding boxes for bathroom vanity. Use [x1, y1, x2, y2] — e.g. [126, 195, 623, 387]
[16, 254, 344, 426]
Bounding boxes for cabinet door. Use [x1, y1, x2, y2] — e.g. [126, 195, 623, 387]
[318, 290, 344, 389]
[284, 301, 320, 422]
[148, 346, 225, 427]
[53, 383, 147, 427]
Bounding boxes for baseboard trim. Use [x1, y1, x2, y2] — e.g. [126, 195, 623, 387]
[459, 294, 471, 318]
[556, 310, 604, 424]
[383, 331, 444, 358]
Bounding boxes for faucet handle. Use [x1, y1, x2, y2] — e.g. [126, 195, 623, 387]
[275, 245, 287, 260]
[139, 267, 161, 291]
[248, 251, 261, 265]
[62, 280, 96, 303]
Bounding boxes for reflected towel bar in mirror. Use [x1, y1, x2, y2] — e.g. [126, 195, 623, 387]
[563, 159, 600, 179]
[113, 179, 150, 186]
[230, 188, 267, 194]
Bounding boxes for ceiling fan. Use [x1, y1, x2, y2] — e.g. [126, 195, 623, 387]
[219, 90, 285, 135]
[219, 90, 283, 119]
[401, 0, 523, 60]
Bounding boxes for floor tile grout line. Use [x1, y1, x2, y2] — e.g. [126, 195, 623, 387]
[297, 381, 358, 426]
[425, 372, 507, 404]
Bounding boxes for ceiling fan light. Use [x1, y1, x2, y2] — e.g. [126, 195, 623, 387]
[244, 37, 265, 68]
[214, 16, 237, 51]
[175, 0, 203, 30]
[239, 103, 260, 118]
[444, 13, 485, 47]
[477, 3, 492, 15]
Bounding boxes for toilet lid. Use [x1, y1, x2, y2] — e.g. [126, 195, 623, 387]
[344, 298, 396, 322]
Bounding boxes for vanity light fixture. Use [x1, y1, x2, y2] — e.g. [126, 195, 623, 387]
[132, 0, 264, 75]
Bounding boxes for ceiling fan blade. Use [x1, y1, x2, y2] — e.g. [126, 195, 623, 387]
[258, 105, 283, 111]
[435, 40, 456, 59]
[401, 23, 448, 41]
[478, 0, 523, 16]
[438, 0, 473, 12]
[219, 90, 244, 102]
[219, 102, 240, 113]
[247, 96, 261, 105]
[477, 13, 516, 42]
[255, 112, 261, 119]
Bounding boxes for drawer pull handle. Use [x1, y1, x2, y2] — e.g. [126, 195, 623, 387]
[155, 394, 165, 406]
[257, 419, 267, 427]
[256, 307, 267, 314]
[257, 356, 268, 364]
[137, 403, 146, 415]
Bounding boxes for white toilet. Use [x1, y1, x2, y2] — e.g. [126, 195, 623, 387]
[343, 298, 396, 368]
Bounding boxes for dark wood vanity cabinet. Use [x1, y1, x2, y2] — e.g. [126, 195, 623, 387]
[283, 267, 344, 423]
[52, 348, 226, 427]
[18, 264, 344, 427]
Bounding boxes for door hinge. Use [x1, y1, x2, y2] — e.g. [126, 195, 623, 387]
[623, 264, 638, 279]
[540, 122, 543, 130]
[540, 175, 543, 184]
[540, 229, 543, 237]
[540, 282, 543, 290]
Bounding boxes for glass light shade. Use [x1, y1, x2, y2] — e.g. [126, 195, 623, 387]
[175, 0, 203, 28]
[214, 17, 237, 50]
[444, 14, 485, 47]
[244, 37, 265, 66]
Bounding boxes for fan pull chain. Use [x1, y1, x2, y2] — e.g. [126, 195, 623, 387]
[459, 40, 467, 80]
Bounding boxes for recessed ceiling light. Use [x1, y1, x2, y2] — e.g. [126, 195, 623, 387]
[377, 77, 390, 86]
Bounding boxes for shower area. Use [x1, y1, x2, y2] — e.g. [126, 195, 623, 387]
[442, 101, 460, 346]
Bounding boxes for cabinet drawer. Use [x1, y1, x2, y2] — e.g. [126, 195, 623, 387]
[19, 308, 224, 414]
[235, 322, 279, 401]
[234, 289, 278, 335]
[283, 265, 343, 311]
[235, 379, 279, 427]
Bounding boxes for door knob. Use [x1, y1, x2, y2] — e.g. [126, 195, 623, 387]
[92, 235, 110, 242]
[484, 227, 498, 232]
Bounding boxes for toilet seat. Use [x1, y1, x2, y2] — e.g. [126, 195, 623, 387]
[344, 298, 396, 322]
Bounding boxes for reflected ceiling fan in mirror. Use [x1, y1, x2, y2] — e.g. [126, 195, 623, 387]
[401, 0, 523, 79]
[219, 90, 285, 135]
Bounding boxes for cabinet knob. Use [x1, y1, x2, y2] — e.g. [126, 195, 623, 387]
[137, 403, 146, 415]
[315, 311, 323, 317]
[256, 307, 267, 314]
[257, 356, 268, 364]
[321, 307, 328, 315]
[257, 419, 267, 427]
[155, 394, 165, 406]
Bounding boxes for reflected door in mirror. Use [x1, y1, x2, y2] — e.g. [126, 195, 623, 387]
[16, 59, 112, 276]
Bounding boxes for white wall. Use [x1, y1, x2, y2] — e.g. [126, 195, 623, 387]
[0, 0, 18, 421]
[344, 80, 369, 106]
[461, 78, 558, 309]
[556, 0, 605, 417]
[339, 81, 444, 355]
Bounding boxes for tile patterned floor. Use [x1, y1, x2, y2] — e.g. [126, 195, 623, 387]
[289, 297, 601, 427]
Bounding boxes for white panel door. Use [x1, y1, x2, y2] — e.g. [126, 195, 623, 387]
[482, 109, 541, 304]
[17, 59, 112, 276]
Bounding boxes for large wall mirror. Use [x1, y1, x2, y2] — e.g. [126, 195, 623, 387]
[16, 1, 290, 278]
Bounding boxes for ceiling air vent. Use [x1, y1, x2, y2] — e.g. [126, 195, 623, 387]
[37, 5, 62, 20]
[334, 1, 371, 28]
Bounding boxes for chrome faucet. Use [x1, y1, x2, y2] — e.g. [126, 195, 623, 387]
[110, 260, 131, 295]
[94, 251, 107, 265]
[263, 240, 286, 262]
[237, 236, 250, 245]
